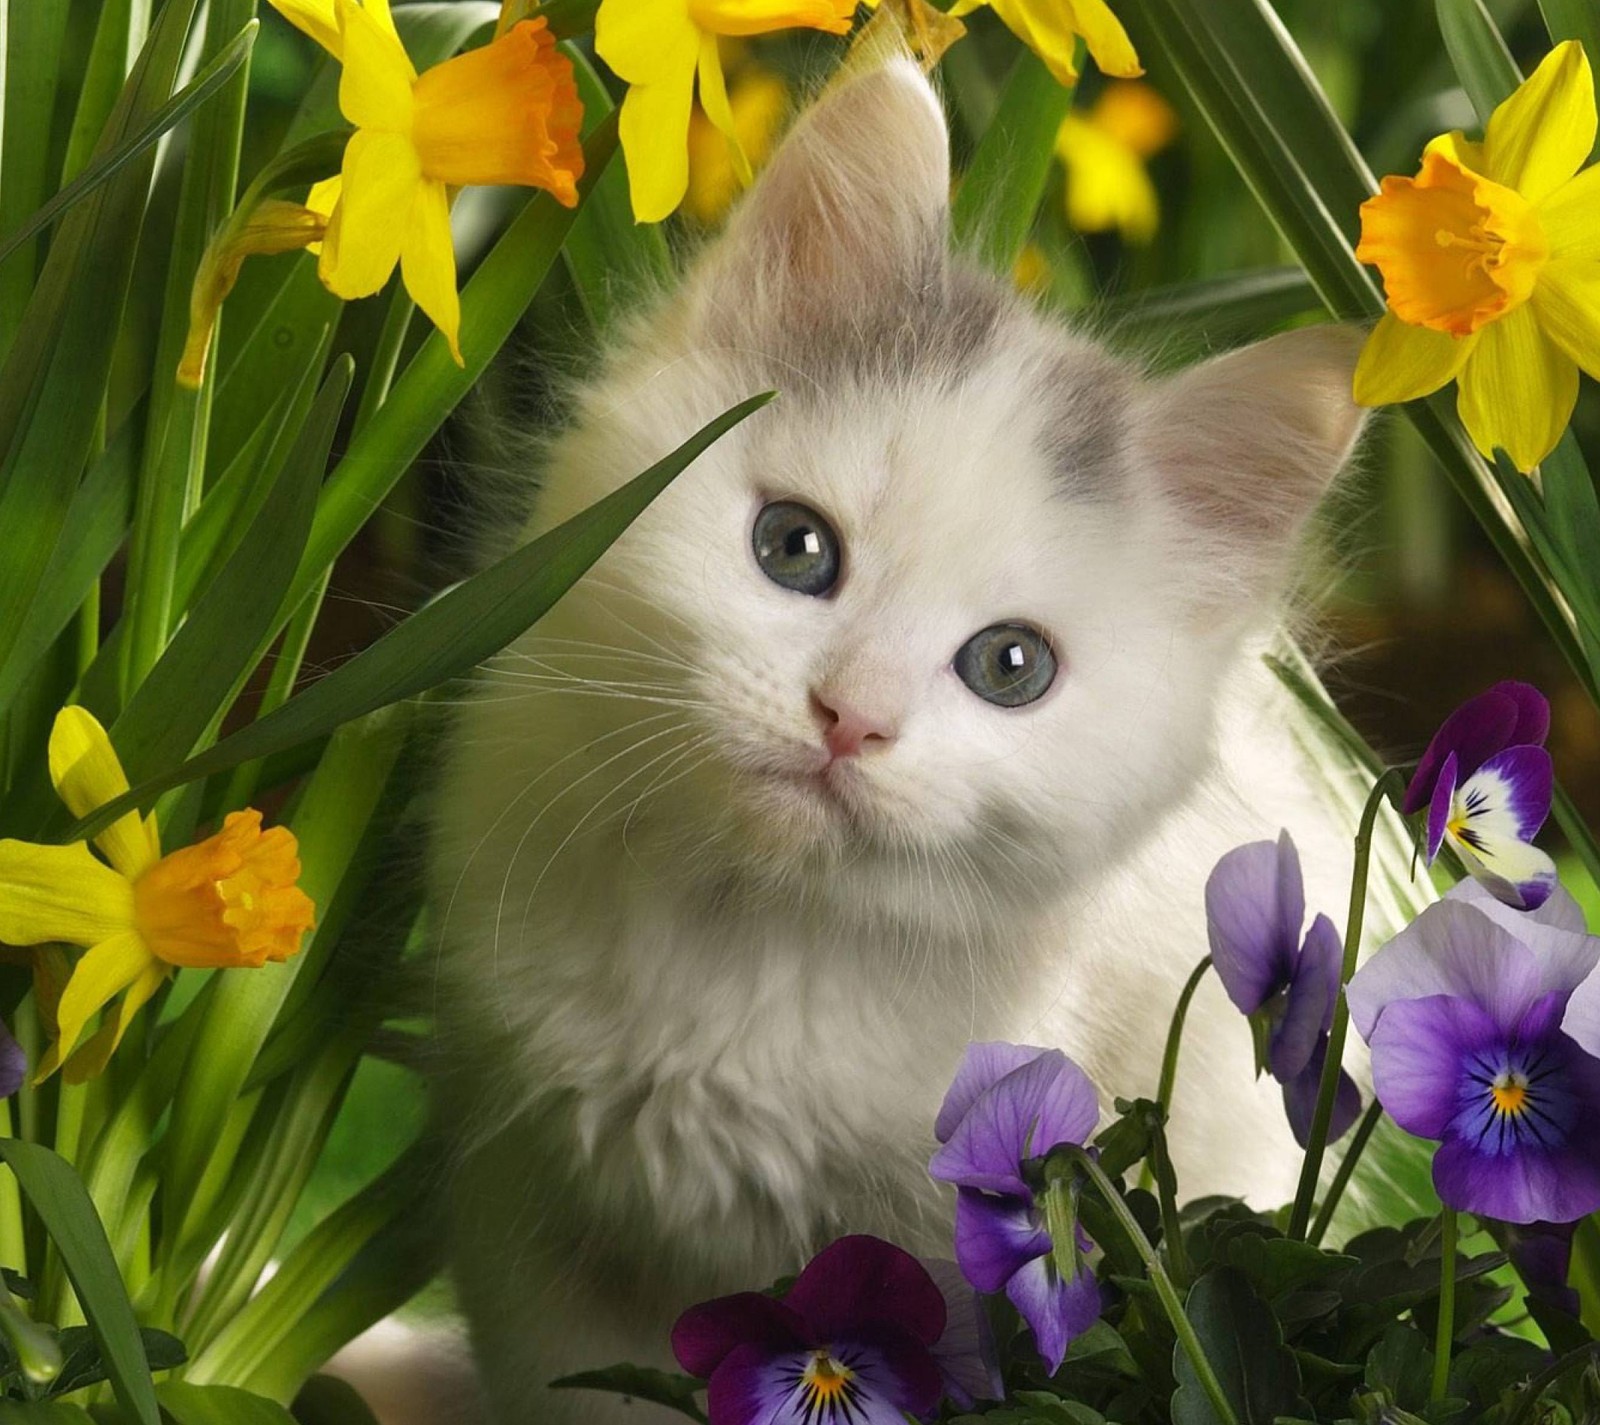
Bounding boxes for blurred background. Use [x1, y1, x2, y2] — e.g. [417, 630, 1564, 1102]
[50, 0, 1597, 1260]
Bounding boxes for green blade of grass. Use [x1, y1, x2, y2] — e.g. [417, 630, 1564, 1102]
[1437, 0, 1521, 123]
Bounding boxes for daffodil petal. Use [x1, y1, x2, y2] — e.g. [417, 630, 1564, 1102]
[267, 0, 343, 57]
[618, 73, 697, 223]
[987, 0, 1081, 84]
[697, 35, 752, 187]
[61, 963, 167, 1086]
[1063, 0, 1142, 78]
[594, 0, 697, 86]
[335, 0, 415, 130]
[0, 841, 135, 948]
[47, 931, 154, 1075]
[399, 180, 463, 366]
[364, 0, 400, 41]
[1457, 305, 1579, 473]
[1353, 311, 1475, 406]
[1483, 41, 1597, 203]
[317, 129, 417, 298]
[1539, 164, 1600, 262]
[1534, 258, 1600, 381]
[689, 0, 855, 37]
[47, 708, 160, 880]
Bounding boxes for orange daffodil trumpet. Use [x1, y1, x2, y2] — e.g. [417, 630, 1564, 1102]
[1354, 42, 1600, 473]
[596, 0, 856, 224]
[0, 709, 315, 1084]
[256, 0, 584, 363]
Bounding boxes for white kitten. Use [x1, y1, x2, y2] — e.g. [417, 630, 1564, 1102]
[429, 59, 1371, 1424]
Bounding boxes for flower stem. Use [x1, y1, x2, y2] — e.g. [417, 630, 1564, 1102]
[1308, 1098, 1383, 1246]
[1432, 1207, 1458, 1407]
[1147, 1119, 1191, 1286]
[1061, 1147, 1240, 1425]
[1287, 769, 1405, 1241]
[1139, 956, 1212, 1193]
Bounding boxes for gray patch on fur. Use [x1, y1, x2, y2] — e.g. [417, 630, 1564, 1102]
[1036, 350, 1134, 499]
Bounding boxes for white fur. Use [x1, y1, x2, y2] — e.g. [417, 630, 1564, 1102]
[428, 61, 1371, 1424]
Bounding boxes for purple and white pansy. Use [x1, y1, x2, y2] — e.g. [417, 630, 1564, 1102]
[671, 1235, 952, 1425]
[1205, 831, 1361, 1147]
[1348, 879, 1600, 1224]
[928, 1043, 1104, 1372]
[1404, 681, 1556, 910]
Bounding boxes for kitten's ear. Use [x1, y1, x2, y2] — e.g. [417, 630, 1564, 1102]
[692, 57, 950, 329]
[1135, 326, 1367, 609]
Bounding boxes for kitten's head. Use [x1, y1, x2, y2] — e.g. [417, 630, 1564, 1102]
[525, 59, 1364, 926]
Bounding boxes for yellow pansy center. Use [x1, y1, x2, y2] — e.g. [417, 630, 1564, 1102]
[800, 1349, 858, 1409]
[131, 810, 315, 970]
[1356, 149, 1548, 337]
[1490, 1069, 1530, 1117]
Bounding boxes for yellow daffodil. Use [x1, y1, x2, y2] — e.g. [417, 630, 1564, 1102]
[266, 0, 584, 362]
[595, 0, 856, 224]
[0, 709, 315, 1084]
[950, 0, 1139, 87]
[1056, 79, 1177, 243]
[1354, 41, 1600, 473]
[685, 67, 790, 224]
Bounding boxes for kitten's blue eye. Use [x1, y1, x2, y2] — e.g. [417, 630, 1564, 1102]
[954, 624, 1057, 707]
[752, 501, 841, 597]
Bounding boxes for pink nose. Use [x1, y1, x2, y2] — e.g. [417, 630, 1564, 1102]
[811, 690, 897, 760]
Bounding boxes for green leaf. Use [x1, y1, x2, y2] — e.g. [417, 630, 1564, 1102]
[550, 1366, 709, 1423]
[111, 357, 351, 784]
[1436, 0, 1521, 122]
[0, 1141, 158, 1425]
[0, 20, 258, 266]
[1364, 1323, 1435, 1413]
[50, 1329, 187, 1398]
[1100, 268, 1321, 345]
[1171, 1268, 1308, 1425]
[155, 1384, 295, 1425]
[1093, 1098, 1163, 1179]
[952, 48, 1074, 275]
[69, 391, 774, 838]
[0, 1405, 97, 1424]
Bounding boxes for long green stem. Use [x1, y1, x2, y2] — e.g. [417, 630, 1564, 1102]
[1309, 1098, 1382, 1246]
[1140, 956, 1212, 1192]
[1287, 769, 1406, 1241]
[1432, 1207, 1458, 1406]
[1062, 1147, 1240, 1425]
[1148, 1120, 1191, 1286]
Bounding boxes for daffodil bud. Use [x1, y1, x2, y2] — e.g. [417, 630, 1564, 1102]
[178, 199, 327, 389]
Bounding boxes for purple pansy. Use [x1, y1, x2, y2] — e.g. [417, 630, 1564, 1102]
[1348, 879, 1600, 1224]
[1500, 1220, 1580, 1317]
[928, 1044, 1103, 1372]
[923, 1259, 1004, 1407]
[671, 1235, 947, 1425]
[1403, 681, 1556, 910]
[1204, 832, 1361, 1147]
[0, 1021, 23, 1100]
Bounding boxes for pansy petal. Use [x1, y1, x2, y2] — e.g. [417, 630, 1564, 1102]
[784, 1235, 945, 1347]
[0, 841, 135, 949]
[0, 1022, 25, 1100]
[1271, 912, 1341, 1082]
[930, 1051, 1098, 1196]
[1281, 1039, 1361, 1148]
[1502, 1220, 1580, 1315]
[1349, 898, 1547, 1040]
[1433, 1092, 1600, 1227]
[935, 1042, 1050, 1143]
[1204, 832, 1303, 1015]
[1371, 993, 1500, 1140]
[317, 129, 416, 299]
[921, 1259, 1003, 1408]
[48, 930, 153, 1071]
[671, 1292, 806, 1378]
[1452, 743, 1553, 847]
[399, 179, 461, 365]
[1483, 41, 1597, 203]
[1427, 750, 1459, 862]
[708, 1330, 941, 1425]
[1457, 305, 1580, 473]
[1453, 832, 1560, 912]
[335, 0, 416, 129]
[1450, 872, 1586, 934]
[1495, 679, 1553, 747]
[1004, 1256, 1103, 1374]
[48, 708, 160, 880]
[1404, 685, 1529, 813]
[1352, 312, 1474, 409]
[952, 1190, 1050, 1293]
[1534, 257, 1600, 382]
